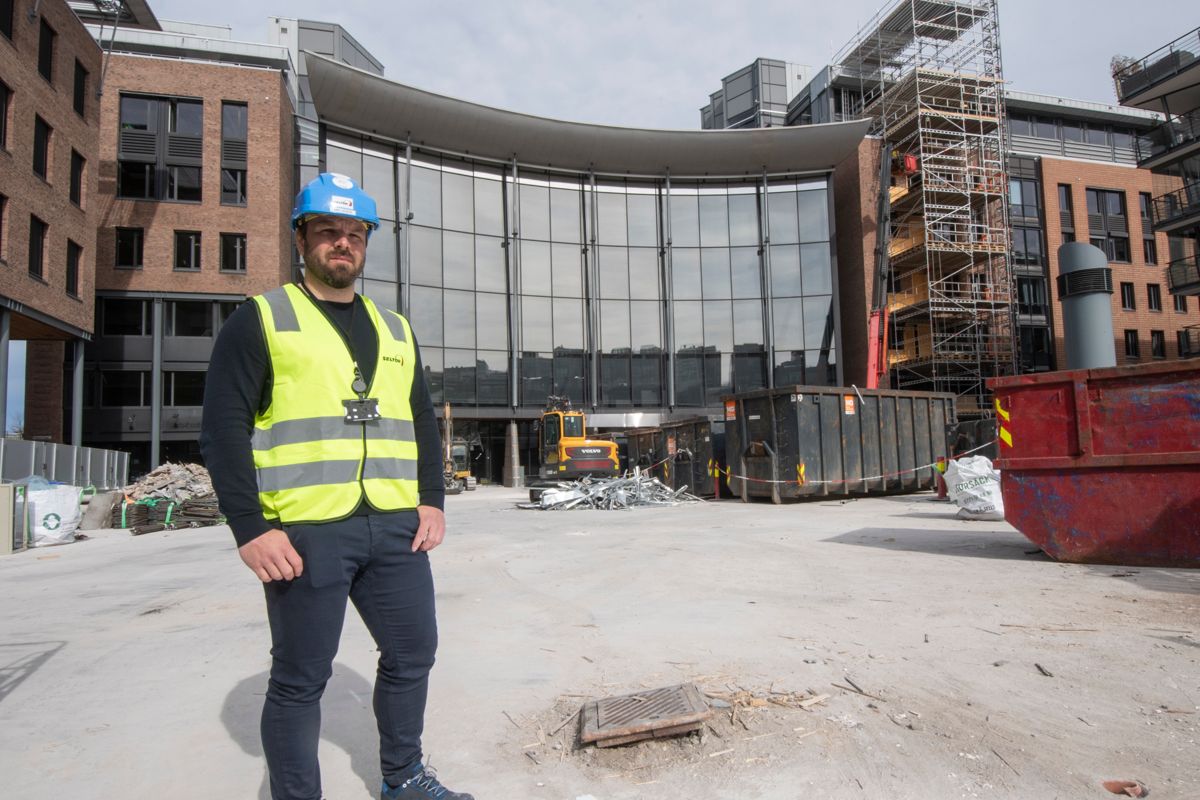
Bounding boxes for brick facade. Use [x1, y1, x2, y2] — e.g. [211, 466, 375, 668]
[0, 0, 101, 337]
[94, 55, 293, 297]
[23, 340, 64, 441]
[1038, 156, 1198, 367]
[833, 135, 881, 387]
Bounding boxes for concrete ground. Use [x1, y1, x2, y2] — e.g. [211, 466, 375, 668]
[1, 487, 1197, 800]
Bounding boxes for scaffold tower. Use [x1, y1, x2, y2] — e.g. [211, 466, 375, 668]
[835, 0, 1015, 415]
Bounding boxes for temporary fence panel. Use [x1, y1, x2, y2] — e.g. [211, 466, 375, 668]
[0, 439, 130, 491]
[724, 385, 957, 503]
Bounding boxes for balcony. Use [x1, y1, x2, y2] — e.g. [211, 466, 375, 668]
[1135, 106, 1200, 169]
[1114, 26, 1200, 110]
[1151, 180, 1200, 233]
[1167, 254, 1200, 296]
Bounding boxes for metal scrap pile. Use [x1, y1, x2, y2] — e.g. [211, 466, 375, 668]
[112, 462, 225, 535]
[523, 469, 701, 511]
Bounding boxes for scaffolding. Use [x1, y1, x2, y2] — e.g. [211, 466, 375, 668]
[835, 0, 1015, 416]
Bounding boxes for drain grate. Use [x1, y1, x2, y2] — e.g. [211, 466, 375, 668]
[579, 682, 712, 747]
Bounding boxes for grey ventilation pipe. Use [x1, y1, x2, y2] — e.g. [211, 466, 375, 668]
[1055, 242, 1116, 370]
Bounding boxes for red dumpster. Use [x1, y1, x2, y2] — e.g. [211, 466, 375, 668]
[989, 360, 1200, 567]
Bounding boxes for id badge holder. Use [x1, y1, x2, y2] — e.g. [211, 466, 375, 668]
[343, 397, 382, 422]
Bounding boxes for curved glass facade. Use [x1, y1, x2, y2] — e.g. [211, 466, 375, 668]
[322, 128, 839, 412]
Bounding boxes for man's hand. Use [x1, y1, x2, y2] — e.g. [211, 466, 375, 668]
[238, 529, 304, 583]
[412, 505, 446, 552]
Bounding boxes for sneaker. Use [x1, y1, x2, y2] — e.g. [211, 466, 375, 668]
[381, 762, 474, 800]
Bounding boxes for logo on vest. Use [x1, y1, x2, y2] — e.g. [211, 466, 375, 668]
[382, 355, 405, 365]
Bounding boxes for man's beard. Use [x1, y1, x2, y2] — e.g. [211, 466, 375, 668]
[304, 246, 364, 290]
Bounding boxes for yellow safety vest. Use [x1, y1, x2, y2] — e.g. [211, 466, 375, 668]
[251, 283, 420, 525]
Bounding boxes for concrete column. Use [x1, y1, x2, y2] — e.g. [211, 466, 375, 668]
[503, 419, 520, 488]
[72, 339, 85, 447]
[0, 308, 8, 436]
[150, 298, 163, 467]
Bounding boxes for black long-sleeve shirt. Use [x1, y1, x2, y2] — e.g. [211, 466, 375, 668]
[199, 288, 444, 547]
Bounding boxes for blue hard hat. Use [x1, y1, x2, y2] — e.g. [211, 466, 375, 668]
[291, 173, 380, 236]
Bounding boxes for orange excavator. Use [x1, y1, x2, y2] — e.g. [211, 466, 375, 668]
[527, 396, 619, 500]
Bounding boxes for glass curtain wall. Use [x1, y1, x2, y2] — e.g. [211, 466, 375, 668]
[321, 128, 837, 410]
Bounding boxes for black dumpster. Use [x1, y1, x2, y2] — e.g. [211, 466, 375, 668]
[723, 385, 956, 503]
[624, 427, 666, 478]
[946, 417, 998, 461]
[659, 417, 724, 498]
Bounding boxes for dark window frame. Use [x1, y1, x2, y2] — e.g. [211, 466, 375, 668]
[33, 115, 52, 180]
[0, 80, 10, 151]
[65, 239, 81, 298]
[220, 101, 248, 206]
[73, 60, 88, 117]
[173, 230, 202, 271]
[1120, 282, 1136, 311]
[219, 232, 247, 272]
[1175, 294, 1189, 314]
[0, 193, 7, 263]
[117, 93, 204, 203]
[28, 215, 47, 280]
[1144, 237, 1158, 265]
[69, 150, 85, 207]
[1147, 283, 1162, 312]
[1151, 330, 1166, 359]
[38, 18, 55, 84]
[1, 0, 13, 41]
[115, 227, 144, 269]
[1123, 329, 1140, 359]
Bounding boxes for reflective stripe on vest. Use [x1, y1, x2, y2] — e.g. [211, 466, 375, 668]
[252, 284, 419, 525]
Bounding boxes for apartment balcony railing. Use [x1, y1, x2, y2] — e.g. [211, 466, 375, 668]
[1135, 105, 1200, 168]
[1151, 180, 1200, 232]
[1114, 26, 1200, 103]
[1167, 254, 1200, 295]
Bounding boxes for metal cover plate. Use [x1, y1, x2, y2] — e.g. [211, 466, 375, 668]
[579, 682, 712, 747]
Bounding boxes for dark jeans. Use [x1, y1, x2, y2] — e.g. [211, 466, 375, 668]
[260, 512, 437, 800]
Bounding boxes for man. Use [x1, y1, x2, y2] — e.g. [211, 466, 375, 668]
[200, 173, 473, 800]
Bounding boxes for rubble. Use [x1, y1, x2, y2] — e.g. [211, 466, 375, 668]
[123, 462, 214, 503]
[113, 463, 224, 534]
[522, 469, 702, 510]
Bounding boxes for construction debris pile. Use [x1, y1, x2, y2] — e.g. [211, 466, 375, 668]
[523, 470, 701, 511]
[112, 463, 224, 535]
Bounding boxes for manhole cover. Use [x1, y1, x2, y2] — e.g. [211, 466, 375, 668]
[580, 682, 712, 748]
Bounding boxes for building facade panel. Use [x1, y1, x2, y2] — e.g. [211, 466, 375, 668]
[0, 0, 101, 337]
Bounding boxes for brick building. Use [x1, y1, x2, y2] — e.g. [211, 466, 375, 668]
[0, 0, 102, 442]
[75, 18, 295, 473]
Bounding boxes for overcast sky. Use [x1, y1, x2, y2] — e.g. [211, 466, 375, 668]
[143, 0, 1196, 129]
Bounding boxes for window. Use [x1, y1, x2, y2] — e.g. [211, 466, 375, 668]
[102, 298, 149, 336]
[1087, 188, 1130, 262]
[220, 102, 248, 205]
[1009, 178, 1040, 219]
[0, 81, 9, 150]
[1139, 193, 1152, 226]
[1012, 227, 1043, 266]
[1120, 282, 1136, 310]
[33, 116, 52, 179]
[1061, 120, 1084, 142]
[221, 168, 247, 205]
[166, 300, 212, 337]
[100, 371, 150, 406]
[163, 372, 206, 406]
[1124, 329, 1140, 359]
[66, 240, 80, 297]
[28, 216, 47, 279]
[0, 193, 6, 262]
[174, 230, 201, 271]
[1016, 276, 1048, 316]
[73, 60, 88, 117]
[1151, 330, 1166, 359]
[1, 0, 12, 40]
[117, 94, 203, 201]
[38, 19, 55, 83]
[1144, 238, 1158, 264]
[1085, 124, 1109, 146]
[1034, 116, 1057, 139]
[1176, 294, 1190, 313]
[1057, 184, 1074, 231]
[70, 150, 85, 206]
[115, 227, 143, 269]
[1179, 330, 1194, 358]
[1147, 283, 1162, 312]
[220, 233, 246, 272]
[1009, 114, 1031, 137]
[167, 166, 201, 202]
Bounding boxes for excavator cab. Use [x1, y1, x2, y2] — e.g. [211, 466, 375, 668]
[532, 397, 619, 491]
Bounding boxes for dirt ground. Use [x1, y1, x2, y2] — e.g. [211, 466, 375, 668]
[0, 487, 1197, 799]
